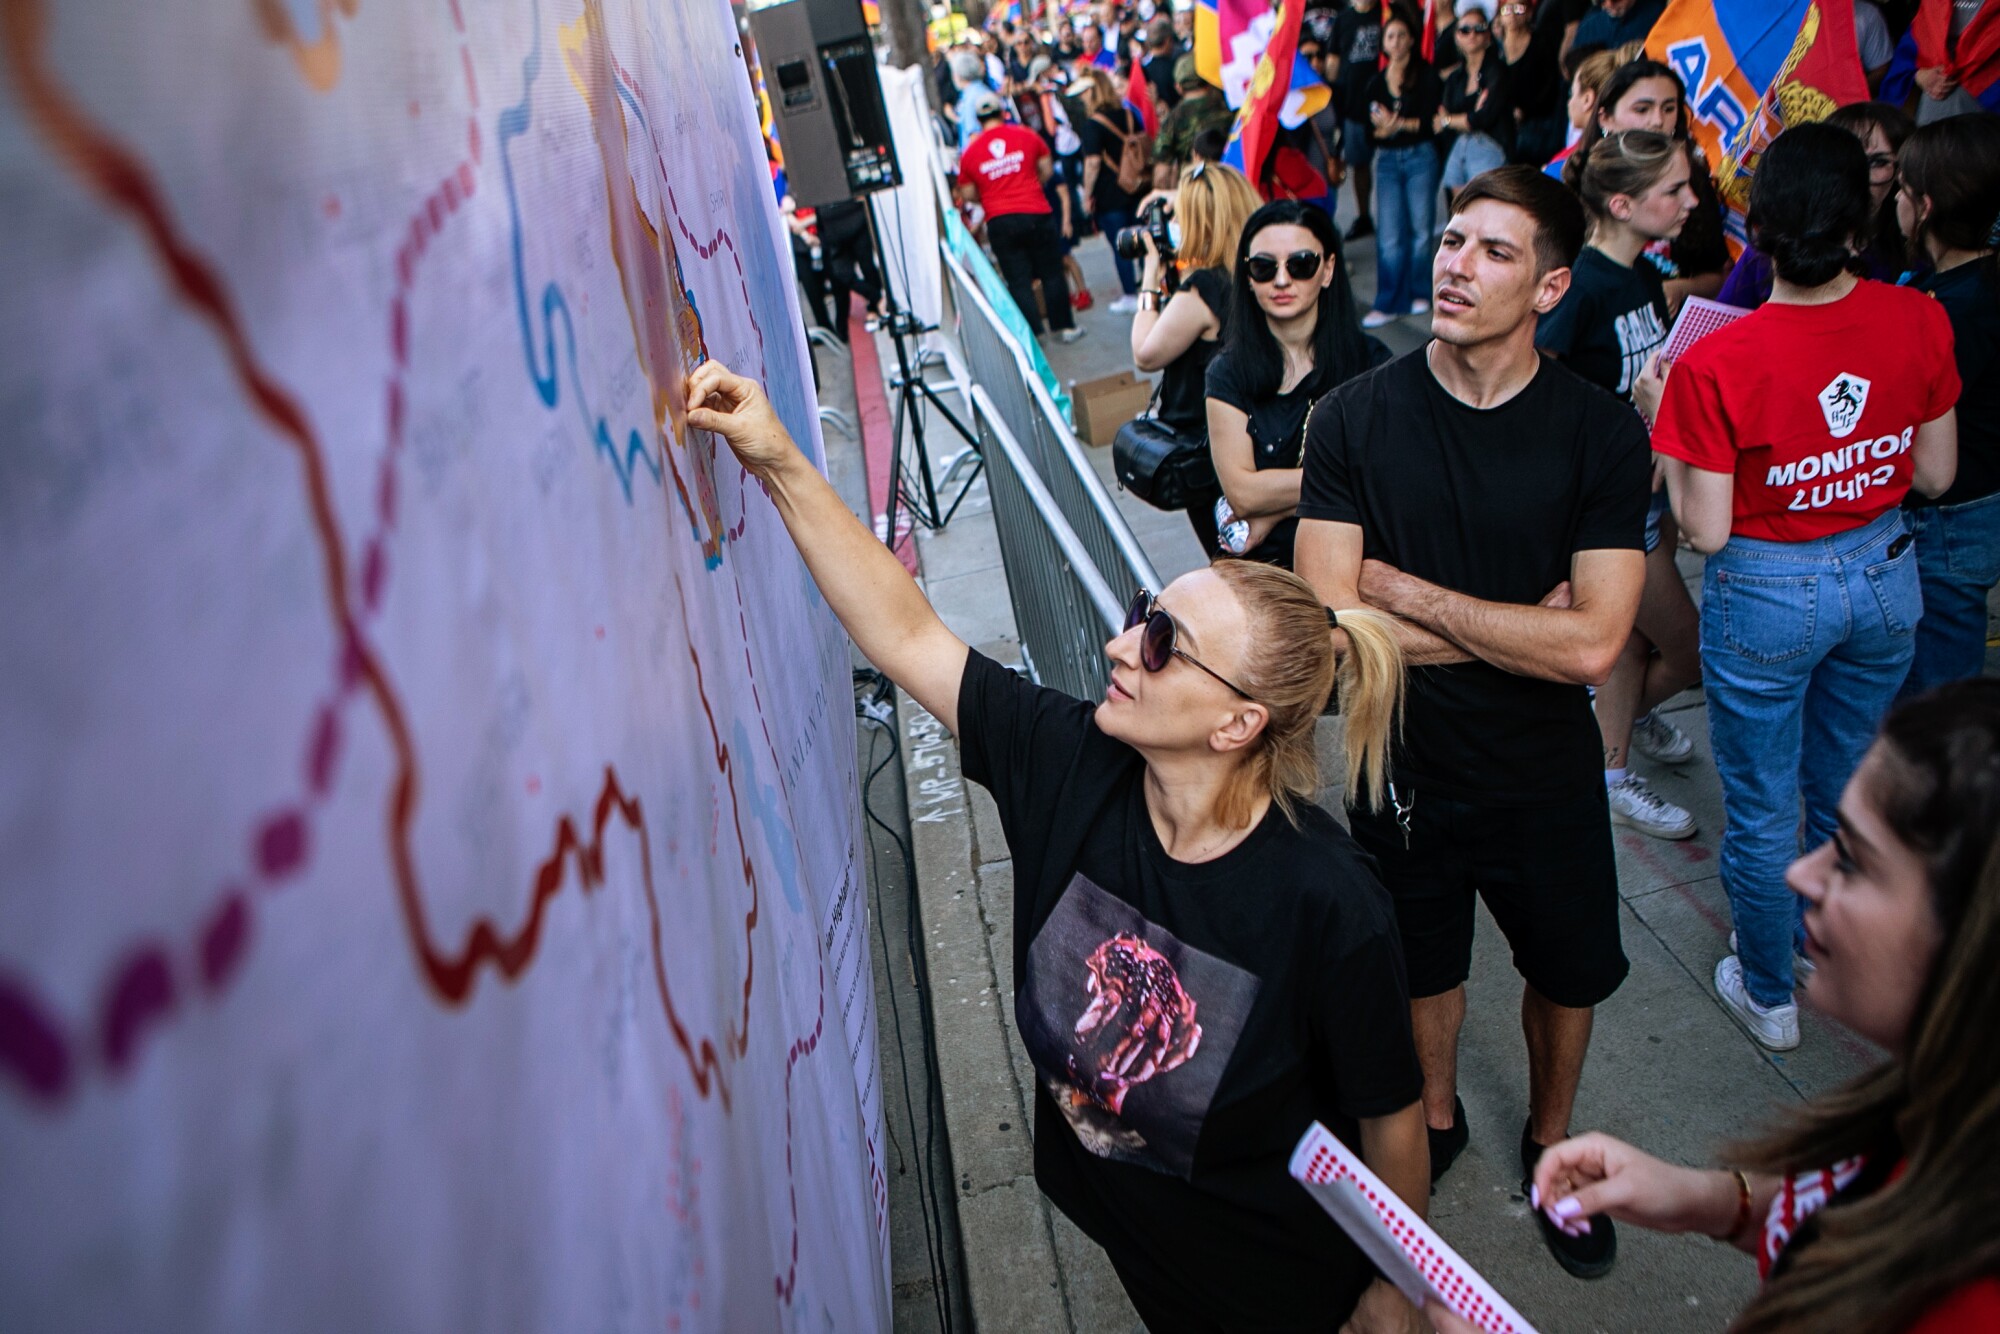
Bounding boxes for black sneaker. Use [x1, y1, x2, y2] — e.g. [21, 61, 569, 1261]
[1427, 1095, 1469, 1185]
[1345, 215, 1375, 241]
[1521, 1121, 1616, 1279]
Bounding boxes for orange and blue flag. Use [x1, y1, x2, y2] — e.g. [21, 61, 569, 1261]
[1645, 0, 1868, 252]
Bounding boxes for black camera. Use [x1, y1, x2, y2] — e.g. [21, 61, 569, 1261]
[1113, 195, 1178, 290]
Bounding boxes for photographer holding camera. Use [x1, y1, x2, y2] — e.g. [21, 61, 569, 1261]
[1122, 161, 1263, 550]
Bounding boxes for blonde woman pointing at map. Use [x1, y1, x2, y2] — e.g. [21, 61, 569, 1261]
[687, 360, 1432, 1333]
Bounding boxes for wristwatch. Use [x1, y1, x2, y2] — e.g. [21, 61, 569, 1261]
[1138, 289, 1164, 312]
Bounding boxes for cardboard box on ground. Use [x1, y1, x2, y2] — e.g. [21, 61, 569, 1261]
[1069, 371, 1154, 446]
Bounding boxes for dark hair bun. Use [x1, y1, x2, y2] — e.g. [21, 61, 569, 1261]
[1746, 123, 1870, 288]
[1762, 230, 1854, 288]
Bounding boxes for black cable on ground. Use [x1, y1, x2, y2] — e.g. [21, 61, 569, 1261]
[855, 667, 959, 1334]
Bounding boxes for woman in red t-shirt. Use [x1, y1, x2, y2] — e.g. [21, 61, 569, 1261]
[1427, 681, 2000, 1334]
[1650, 124, 1958, 1053]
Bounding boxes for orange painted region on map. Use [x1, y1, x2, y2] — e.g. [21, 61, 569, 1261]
[255, 0, 360, 91]
[559, 1, 725, 566]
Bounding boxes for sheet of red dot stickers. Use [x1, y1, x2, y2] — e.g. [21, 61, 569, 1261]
[1658, 295, 1750, 371]
[1289, 1122, 1540, 1334]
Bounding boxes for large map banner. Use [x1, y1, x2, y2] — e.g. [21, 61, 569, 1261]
[0, 0, 888, 1327]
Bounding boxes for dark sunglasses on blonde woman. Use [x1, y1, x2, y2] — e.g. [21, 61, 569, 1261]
[1124, 590, 1256, 699]
[1244, 250, 1324, 284]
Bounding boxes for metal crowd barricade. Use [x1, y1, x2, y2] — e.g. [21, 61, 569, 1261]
[939, 246, 1161, 603]
[967, 385, 1125, 700]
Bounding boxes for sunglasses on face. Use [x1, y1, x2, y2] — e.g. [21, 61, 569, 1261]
[1123, 590, 1255, 700]
[1244, 250, 1324, 283]
[1457, 23, 1489, 34]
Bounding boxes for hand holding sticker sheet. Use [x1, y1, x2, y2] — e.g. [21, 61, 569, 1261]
[1290, 1122, 1540, 1334]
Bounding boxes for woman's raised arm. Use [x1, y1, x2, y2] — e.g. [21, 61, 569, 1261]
[687, 361, 969, 733]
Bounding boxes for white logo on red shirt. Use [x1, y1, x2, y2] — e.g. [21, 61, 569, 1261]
[990, 137, 1008, 159]
[1818, 373, 1870, 438]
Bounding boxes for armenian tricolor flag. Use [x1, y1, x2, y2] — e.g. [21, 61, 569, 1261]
[1645, 0, 1868, 251]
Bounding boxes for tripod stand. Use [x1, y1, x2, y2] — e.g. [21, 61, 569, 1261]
[864, 196, 982, 551]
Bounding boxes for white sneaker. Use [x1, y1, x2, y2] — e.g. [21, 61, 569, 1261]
[1715, 955, 1800, 1051]
[1409, 299, 1431, 314]
[1730, 930, 1816, 982]
[1608, 774, 1696, 840]
[1361, 309, 1396, 329]
[1056, 326, 1087, 344]
[1632, 709, 1695, 764]
[1108, 294, 1140, 314]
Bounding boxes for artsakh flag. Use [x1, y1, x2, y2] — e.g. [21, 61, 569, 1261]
[1646, 0, 1869, 253]
[1221, 0, 1306, 188]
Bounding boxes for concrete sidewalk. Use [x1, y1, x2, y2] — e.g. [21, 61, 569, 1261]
[840, 201, 1995, 1332]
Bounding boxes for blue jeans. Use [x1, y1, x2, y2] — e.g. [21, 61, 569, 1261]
[1373, 143, 1438, 315]
[1899, 489, 2000, 699]
[1095, 208, 1139, 296]
[1701, 509, 1921, 1007]
[1441, 132, 1507, 191]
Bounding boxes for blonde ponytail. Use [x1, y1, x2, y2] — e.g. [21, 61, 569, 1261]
[1330, 606, 1404, 813]
[1207, 562, 1405, 825]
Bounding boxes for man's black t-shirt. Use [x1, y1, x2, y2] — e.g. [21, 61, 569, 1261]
[1332, 7, 1384, 120]
[1910, 259, 2000, 508]
[1156, 267, 1231, 438]
[1205, 344, 1327, 566]
[1298, 350, 1650, 804]
[1536, 246, 1670, 400]
[956, 650, 1423, 1328]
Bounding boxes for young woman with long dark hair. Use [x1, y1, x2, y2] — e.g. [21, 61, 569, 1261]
[1432, 680, 2000, 1333]
[680, 358, 1432, 1332]
[1361, 8, 1442, 326]
[1205, 200, 1374, 568]
[1653, 123, 1958, 1052]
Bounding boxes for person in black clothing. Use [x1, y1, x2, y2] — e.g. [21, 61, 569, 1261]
[681, 359, 1430, 1334]
[1296, 166, 1649, 1281]
[1207, 201, 1376, 569]
[1496, 0, 1566, 165]
[1327, 0, 1384, 241]
[1897, 114, 2000, 698]
[1361, 10, 1442, 324]
[813, 200, 885, 341]
[1131, 161, 1263, 550]
[1436, 9, 1513, 191]
[1077, 65, 1149, 308]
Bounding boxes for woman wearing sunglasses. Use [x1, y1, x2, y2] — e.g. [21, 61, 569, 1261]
[1434, 11, 1511, 197]
[1205, 199, 1376, 566]
[683, 358, 1431, 1333]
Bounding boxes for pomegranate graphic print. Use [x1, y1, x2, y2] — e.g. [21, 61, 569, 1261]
[1020, 875, 1259, 1177]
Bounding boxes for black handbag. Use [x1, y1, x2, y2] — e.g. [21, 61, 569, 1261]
[1112, 414, 1217, 511]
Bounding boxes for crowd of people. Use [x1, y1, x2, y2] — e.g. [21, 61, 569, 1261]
[783, 0, 2000, 1328]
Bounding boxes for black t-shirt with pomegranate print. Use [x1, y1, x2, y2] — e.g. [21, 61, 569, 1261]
[956, 649, 1423, 1329]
